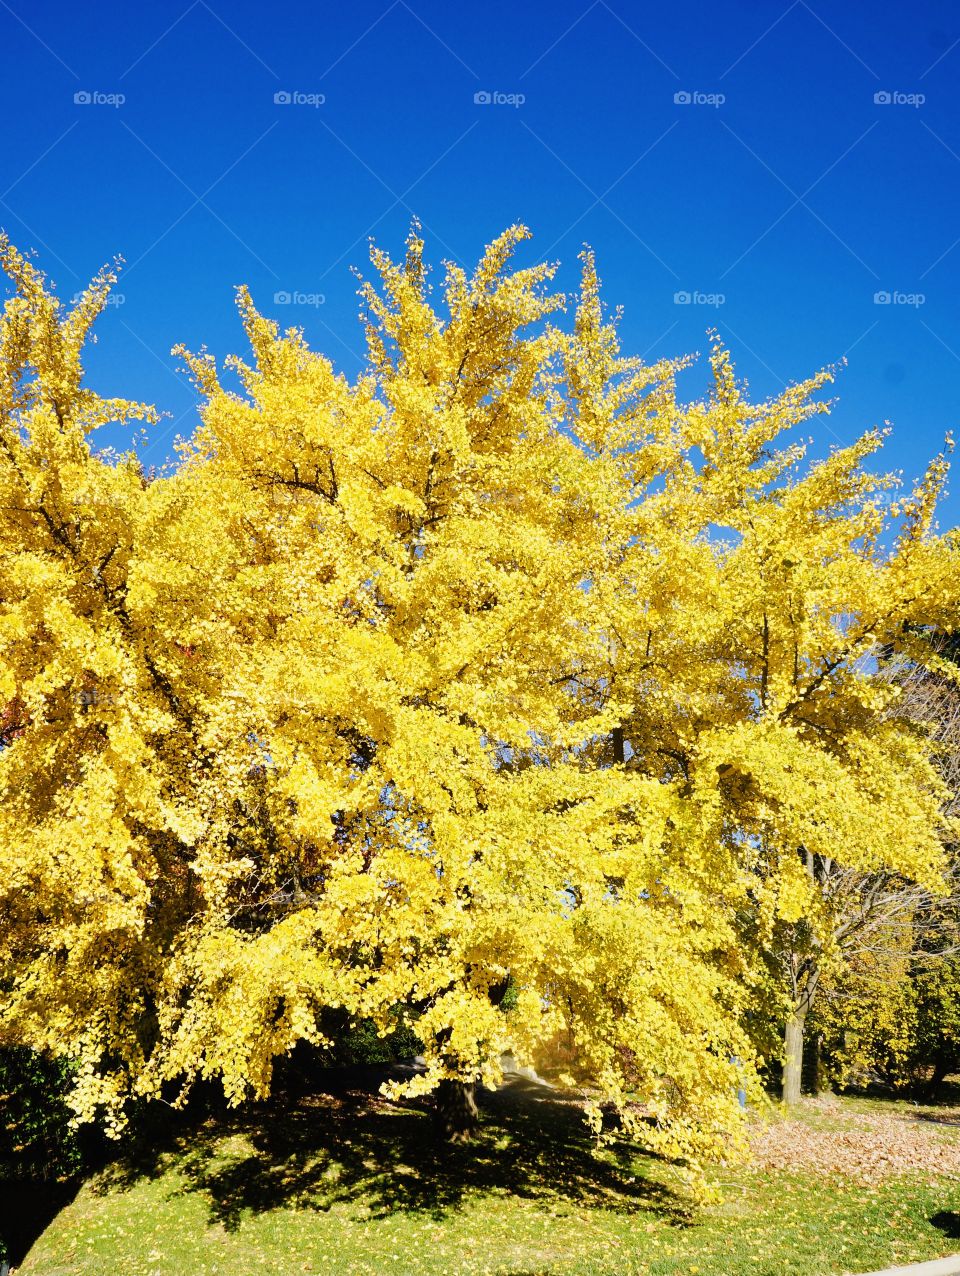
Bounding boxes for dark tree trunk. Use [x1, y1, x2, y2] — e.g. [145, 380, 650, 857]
[803, 1028, 824, 1097]
[926, 1059, 950, 1103]
[433, 1079, 479, 1142]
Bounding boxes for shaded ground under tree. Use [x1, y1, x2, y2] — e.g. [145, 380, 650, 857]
[92, 1063, 686, 1231]
[14, 1076, 960, 1276]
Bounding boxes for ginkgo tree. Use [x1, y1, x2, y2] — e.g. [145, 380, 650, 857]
[0, 226, 957, 1181]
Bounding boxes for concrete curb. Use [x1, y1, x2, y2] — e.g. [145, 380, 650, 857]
[855, 1257, 960, 1276]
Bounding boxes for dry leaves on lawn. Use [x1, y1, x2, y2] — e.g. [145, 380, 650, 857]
[749, 1101, 960, 1182]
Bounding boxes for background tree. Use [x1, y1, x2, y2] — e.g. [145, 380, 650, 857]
[808, 631, 960, 1097]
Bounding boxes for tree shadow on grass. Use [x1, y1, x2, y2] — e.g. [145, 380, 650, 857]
[931, 1210, 960, 1239]
[94, 1068, 689, 1233]
[0, 1179, 79, 1267]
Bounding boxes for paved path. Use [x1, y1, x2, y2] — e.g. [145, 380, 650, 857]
[857, 1256, 960, 1276]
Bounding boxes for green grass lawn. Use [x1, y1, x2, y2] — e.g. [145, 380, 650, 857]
[12, 1079, 960, 1276]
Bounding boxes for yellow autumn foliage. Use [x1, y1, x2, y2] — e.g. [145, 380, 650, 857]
[0, 226, 957, 1179]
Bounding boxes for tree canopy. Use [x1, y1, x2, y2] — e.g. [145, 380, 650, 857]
[1, 226, 957, 1178]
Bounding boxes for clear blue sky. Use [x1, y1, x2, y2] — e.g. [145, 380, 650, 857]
[3, 0, 959, 522]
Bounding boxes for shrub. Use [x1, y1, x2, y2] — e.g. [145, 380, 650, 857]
[0, 1047, 84, 1183]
